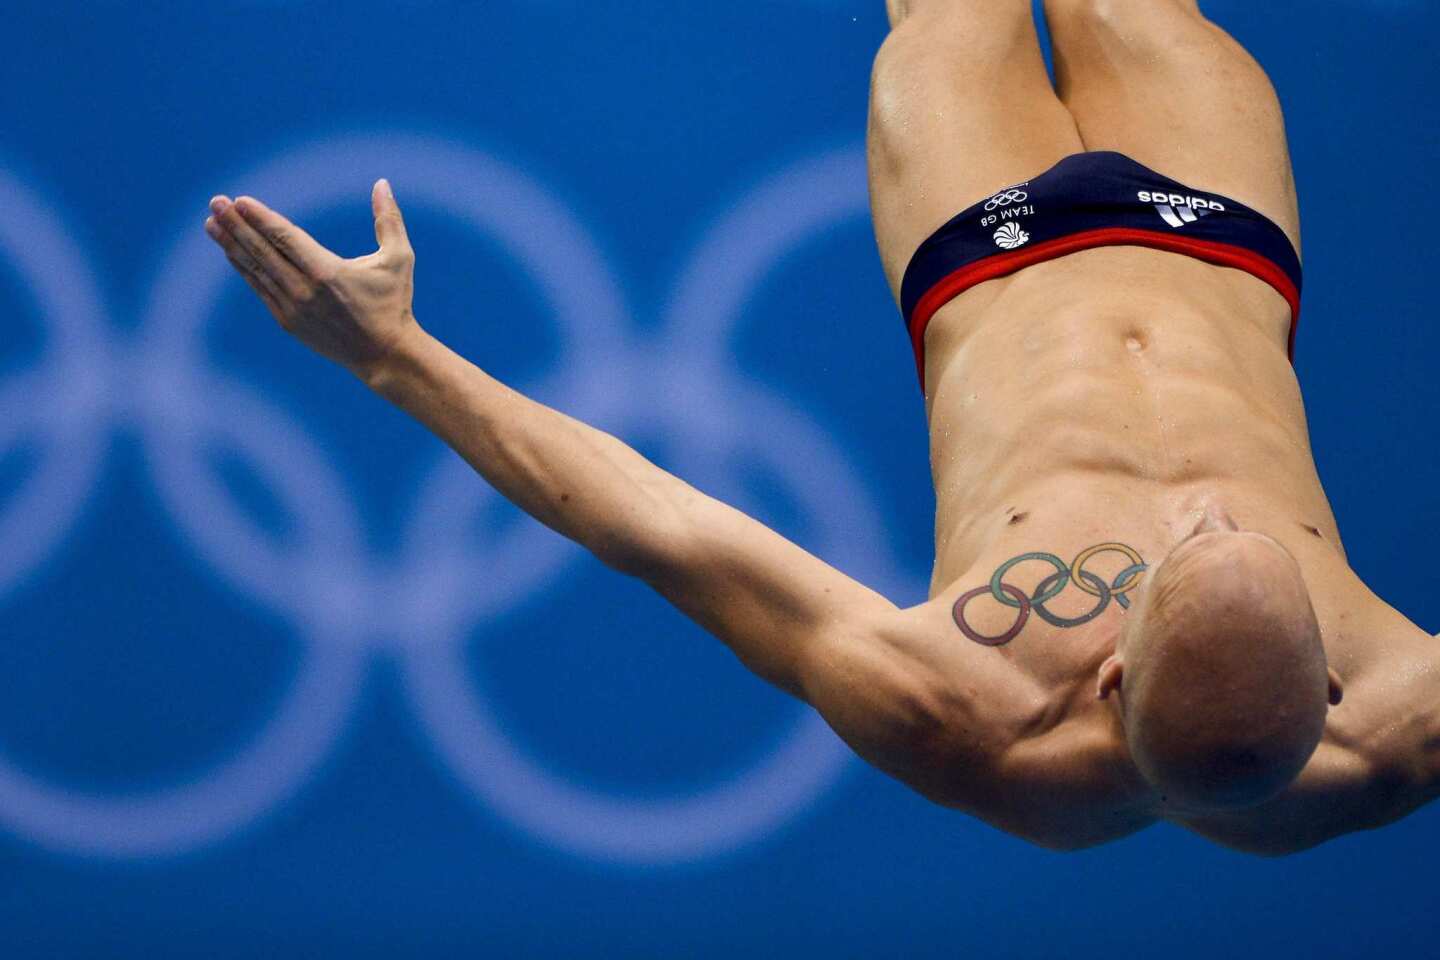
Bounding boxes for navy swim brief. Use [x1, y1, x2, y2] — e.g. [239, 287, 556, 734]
[899, 150, 1303, 392]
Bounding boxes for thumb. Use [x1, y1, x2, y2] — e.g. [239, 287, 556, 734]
[372, 178, 412, 255]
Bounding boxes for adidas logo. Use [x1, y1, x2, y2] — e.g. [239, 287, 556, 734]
[1138, 189, 1226, 229]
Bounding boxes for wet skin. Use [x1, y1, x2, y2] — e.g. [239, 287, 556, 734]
[860, 0, 1440, 853]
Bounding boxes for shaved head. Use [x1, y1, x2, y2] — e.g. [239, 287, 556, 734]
[1102, 510, 1338, 812]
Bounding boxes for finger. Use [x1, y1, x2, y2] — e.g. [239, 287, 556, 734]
[371, 178, 412, 259]
[206, 211, 288, 306]
[229, 195, 341, 280]
[206, 214, 293, 315]
[229, 252, 287, 320]
[210, 196, 311, 301]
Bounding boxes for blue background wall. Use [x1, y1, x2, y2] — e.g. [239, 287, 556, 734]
[1, 0, 1436, 955]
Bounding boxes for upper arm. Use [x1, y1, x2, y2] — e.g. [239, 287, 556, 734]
[627, 485, 1029, 793]
[630, 484, 901, 700]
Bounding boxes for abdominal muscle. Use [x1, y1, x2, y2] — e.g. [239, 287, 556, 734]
[918, 246, 1371, 682]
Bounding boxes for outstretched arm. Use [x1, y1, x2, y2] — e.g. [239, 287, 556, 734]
[364, 324, 896, 697]
[202, 182, 975, 782]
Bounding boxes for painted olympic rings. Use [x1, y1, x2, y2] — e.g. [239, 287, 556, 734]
[951, 543, 1150, 646]
[950, 582, 1032, 646]
[1069, 543, 1146, 600]
[1031, 568, 1111, 628]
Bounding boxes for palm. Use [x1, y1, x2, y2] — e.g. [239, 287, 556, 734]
[203, 179, 419, 379]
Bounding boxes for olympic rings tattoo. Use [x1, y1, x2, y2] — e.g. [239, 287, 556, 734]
[952, 542, 1149, 647]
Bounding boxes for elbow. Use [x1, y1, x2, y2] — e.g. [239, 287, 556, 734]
[592, 516, 690, 582]
[592, 535, 657, 578]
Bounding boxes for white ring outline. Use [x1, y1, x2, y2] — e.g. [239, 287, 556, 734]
[399, 146, 910, 864]
[0, 164, 370, 856]
[0, 165, 112, 602]
[0, 137, 917, 863]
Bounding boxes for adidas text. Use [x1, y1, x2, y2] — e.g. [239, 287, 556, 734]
[1138, 190, 1226, 212]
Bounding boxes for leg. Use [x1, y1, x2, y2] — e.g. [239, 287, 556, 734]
[868, 0, 1084, 298]
[1042, 0, 1303, 258]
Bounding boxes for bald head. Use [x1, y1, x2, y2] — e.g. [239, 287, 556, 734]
[1109, 526, 1335, 812]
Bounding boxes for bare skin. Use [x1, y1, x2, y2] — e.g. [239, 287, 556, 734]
[203, 0, 1439, 855]
[867, 0, 1436, 851]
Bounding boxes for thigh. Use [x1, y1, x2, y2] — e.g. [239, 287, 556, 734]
[867, 2, 1084, 298]
[1044, 0, 1303, 258]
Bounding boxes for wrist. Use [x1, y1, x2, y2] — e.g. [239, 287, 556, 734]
[358, 321, 433, 395]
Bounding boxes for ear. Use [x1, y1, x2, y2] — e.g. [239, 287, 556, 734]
[1326, 666, 1344, 706]
[1097, 655, 1125, 701]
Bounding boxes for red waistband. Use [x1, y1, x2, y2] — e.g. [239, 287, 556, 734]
[906, 228, 1302, 393]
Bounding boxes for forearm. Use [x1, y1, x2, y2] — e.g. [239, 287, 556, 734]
[363, 325, 687, 572]
[361, 323, 899, 697]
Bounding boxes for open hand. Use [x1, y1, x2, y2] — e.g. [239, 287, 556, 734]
[204, 179, 420, 381]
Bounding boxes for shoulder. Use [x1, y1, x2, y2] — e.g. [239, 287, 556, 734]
[880, 598, 1053, 741]
[813, 599, 1050, 802]
[845, 603, 1159, 848]
[976, 710, 1157, 850]
[1329, 598, 1440, 796]
[887, 599, 1149, 812]
[1174, 738, 1420, 856]
[1179, 623, 1439, 856]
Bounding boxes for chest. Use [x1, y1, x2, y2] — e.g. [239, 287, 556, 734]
[935, 491, 1363, 667]
[938, 518, 1158, 688]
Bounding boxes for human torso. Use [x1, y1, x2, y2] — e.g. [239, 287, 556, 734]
[913, 246, 1436, 853]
